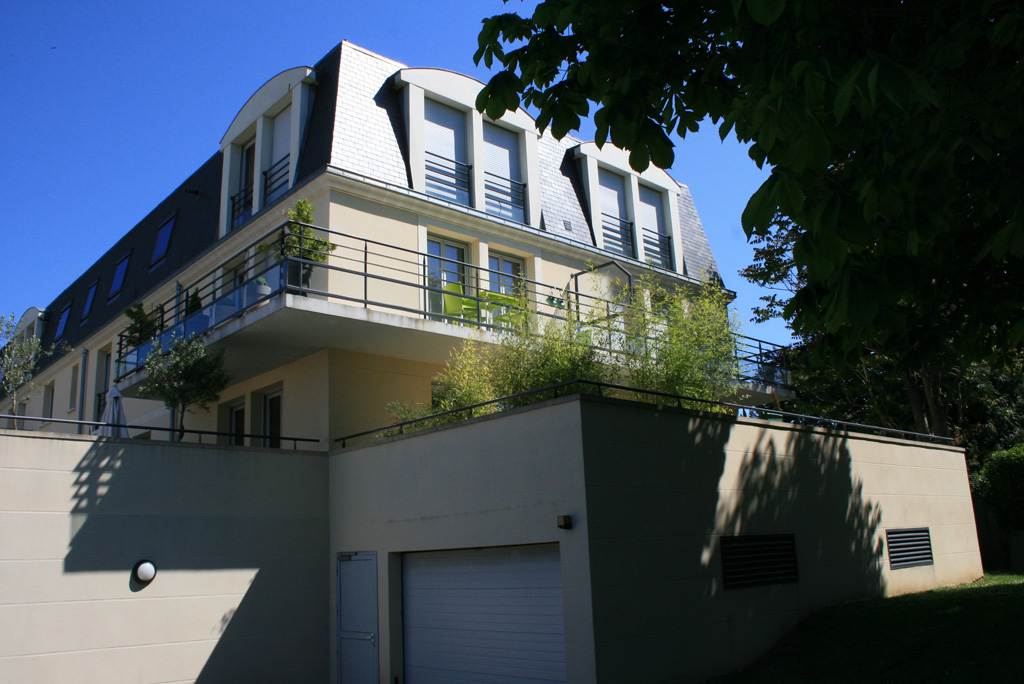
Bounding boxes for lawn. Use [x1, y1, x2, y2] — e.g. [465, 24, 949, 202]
[712, 573, 1024, 683]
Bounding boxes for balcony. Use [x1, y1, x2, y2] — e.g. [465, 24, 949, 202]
[264, 154, 290, 205]
[642, 227, 673, 270]
[484, 171, 526, 223]
[425, 151, 471, 206]
[114, 220, 792, 403]
[602, 213, 635, 259]
[230, 183, 253, 230]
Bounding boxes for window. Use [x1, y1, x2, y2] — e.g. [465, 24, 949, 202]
[69, 364, 79, 411]
[232, 140, 256, 230]
[638, 185, 671, 269]
[426, 237, 468, 316]
[482, 123, 525, 222]
[229, 403, 246, 446]
[150, 216, 175, 266]
[94, 349, 111, 421]
[488, 253, 524, 295]
[599, 169, 634, 258]
[424, 99, 470, 206]
[81, 281, 98, 322]
[53, 304, 71, 343]
[264, 106, 291, 204]
[263, 390, 282, 448]
[43, 382, 55, 420]
[109, 253, 131, 299]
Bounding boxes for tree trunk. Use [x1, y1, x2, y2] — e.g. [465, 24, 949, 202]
[903, 369, 930, 434]
[920, 362, 951, 439]
[176, 405, 186, 442]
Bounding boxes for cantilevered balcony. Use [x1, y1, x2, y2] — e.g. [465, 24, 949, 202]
[114, 220, 791, 404]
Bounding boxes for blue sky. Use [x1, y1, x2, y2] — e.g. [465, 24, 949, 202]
[0, 0, 790, 345]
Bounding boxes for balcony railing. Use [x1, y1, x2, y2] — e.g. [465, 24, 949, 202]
[642, 227, 672, 270]
[602, 214, 635, 259]
[230, 183, 253, 230]
[484, 171, 526, 222]
[114, 220, 792, 393]
[425, 151, 471, 206]
[264, 154, 290, 205]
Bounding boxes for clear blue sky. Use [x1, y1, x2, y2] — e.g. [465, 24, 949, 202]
[0, 0, 790, 345]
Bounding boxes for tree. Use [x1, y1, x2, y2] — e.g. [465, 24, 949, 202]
[475, 1, 1024, 436]
[138, 336, 231, 441]
[259, 199, 336, 288]
[1, 313, 61, 426]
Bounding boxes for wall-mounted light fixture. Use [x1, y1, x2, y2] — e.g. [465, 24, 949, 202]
[557, 515, 573, 530]
[133, 560, 157, 584]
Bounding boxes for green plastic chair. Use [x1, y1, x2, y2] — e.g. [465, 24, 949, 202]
[442, 283, 478, 322]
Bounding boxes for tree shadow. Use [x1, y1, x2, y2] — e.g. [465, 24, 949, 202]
[581, 400, 884, 683]
[63, 438, 329, 683]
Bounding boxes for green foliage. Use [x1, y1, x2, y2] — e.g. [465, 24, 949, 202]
[258, 199, 336, 265]
[476, 1, 1024, 385]
[1, 312, 61, 418]
[123, 302, 163, 347]
[977, 444, 1024, 532]
[138, 336, 231, 440]
[611, 279, 739, 407]
[387, 281, 738, 431]
[184, 289, 203, 317]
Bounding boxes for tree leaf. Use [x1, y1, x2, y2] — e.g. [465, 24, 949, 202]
[747, 0, 787, 26]
[741, 176, 779, 235]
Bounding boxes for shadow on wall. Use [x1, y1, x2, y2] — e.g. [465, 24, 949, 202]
[63, 439, 329, 684]
[581, 401, 885, 683]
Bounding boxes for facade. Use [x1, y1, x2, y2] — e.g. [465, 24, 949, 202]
[0, 41, 982, 684]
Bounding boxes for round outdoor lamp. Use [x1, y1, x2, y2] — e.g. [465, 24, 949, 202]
[133, 560, 157, 584]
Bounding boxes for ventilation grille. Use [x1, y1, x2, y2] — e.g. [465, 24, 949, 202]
[720, 534, 799, 590]
[886, 527, 934, 570]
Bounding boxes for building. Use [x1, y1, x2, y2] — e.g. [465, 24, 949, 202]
[0, 42, 982, 684]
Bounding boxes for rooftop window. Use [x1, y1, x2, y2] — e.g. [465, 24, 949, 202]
[150, 216, 175, 266]
[53, 304, 71, 343]
[109, 253, 131, 299]
[81, 280, 98, 322]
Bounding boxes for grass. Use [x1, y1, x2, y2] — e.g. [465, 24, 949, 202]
[711, 573, 1024, 683]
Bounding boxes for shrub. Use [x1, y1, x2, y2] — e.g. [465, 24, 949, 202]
[977, 443, 1024, 531]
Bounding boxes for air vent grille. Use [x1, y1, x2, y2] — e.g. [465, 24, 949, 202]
[886, 527, 934, 570]
[720, 534, 799, 590]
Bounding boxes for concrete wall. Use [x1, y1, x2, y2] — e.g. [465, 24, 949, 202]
[330, 400, 597, 684]
[329, 395, 982, 684]
[0, 429, 329, 684]
[579, 399, 982, 683]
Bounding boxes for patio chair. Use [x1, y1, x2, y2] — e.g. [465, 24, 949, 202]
[442, 283, 478, 322]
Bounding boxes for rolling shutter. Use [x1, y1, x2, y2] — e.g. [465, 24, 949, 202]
[403, 544, 567, 684]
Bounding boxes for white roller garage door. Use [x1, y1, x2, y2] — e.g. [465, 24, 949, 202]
[403, 544, 567, 684]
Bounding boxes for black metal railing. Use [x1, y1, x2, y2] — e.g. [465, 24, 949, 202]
[0, 413, 319, 449]
[602, 214, 636, 258]
[484, 171, 526, 222]
[264, 154, 290, 205]
[231, 183, 254, 230]
[333, 378, 953, 448]
[425, 151, 471, 205]
[642, 227, 673, 270]
[112, 219, 792, 395]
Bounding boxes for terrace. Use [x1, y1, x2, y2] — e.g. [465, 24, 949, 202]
[114, 219, 792, 403]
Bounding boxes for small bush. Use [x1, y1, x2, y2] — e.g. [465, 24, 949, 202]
[977, 443, 1024, 531]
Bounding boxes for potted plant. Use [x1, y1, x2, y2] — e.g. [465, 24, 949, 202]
[123, 302, 163, 369]
[258, 199, 336, 291]
[183, 289, 210, 338]
[247, 276, 272, 306]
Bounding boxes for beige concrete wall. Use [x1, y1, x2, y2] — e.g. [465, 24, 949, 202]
[330, 400, 597, 684]
[329, 396, 981, 684]
[578, 399, 982, 683]
[0, 429, 329, 684]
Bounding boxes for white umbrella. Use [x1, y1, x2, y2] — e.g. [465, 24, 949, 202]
[96, 386, 129, 438]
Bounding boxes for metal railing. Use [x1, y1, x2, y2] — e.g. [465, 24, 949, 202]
[264, 154, 290, 204]
[230, 183, 254, 230]
[484, 171, 526, 222]
[0, 413, 319, 449]
[333, 378, 953, 448]
[425, 152, 471, 205]
[642, 227, 673, 270]
[602, 214, 635, 258]
[113, 219, 791, 391]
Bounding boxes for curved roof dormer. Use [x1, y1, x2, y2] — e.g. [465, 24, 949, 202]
[394, 68, 537, 131]
[217, 66, 320, 236]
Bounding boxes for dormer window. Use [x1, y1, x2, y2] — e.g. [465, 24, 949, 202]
[81, 280, 98, 323]
[424, 99, 471, 206]
[109, 253, 131, 300]
[575, 142, 684, 273]
[219, 66, 318, 236]
[150, 215, 176, 267]
[53, 304, 71, 343]
[396, 68, 541, 227]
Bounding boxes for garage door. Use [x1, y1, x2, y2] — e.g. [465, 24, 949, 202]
[403, 544, 567, 684]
